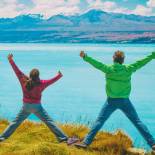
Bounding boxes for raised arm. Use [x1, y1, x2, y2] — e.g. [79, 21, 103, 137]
[41, 71, 63, 90]
[8, 54, 26, 82]
[127, 52, 155, 73]
[80, 51, 111, 73]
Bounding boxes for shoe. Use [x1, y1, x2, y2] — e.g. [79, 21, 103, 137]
[74, 142, 88, 149]
[152, 145, 155, 153]
[59, 137, 68, 143]
[67, 136, 79, 145]
[0, 137, 5, 142]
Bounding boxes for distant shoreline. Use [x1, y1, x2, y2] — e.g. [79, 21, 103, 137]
[0, 42, 155, 44]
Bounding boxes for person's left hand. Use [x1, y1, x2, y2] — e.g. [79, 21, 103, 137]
[8, 53, 13, 61]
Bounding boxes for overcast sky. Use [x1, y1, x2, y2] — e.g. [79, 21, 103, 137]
[0, 0, 155, 18]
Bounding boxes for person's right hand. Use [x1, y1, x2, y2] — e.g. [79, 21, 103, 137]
[152, 51, 155, 58]
[58, 71, 63, 77]
[80, 51, 86, 58]
[8, 54, 13, 61]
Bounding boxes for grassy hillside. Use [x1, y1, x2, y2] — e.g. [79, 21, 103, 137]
[0, 119, 152, 155]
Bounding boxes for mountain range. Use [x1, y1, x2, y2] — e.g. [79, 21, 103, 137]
[0, 9, 155, 43]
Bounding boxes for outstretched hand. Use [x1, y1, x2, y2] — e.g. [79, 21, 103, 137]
[8, 54, 13, 61]
[80, 51, 86, 58]
[152, 51, 155, 58]
[58, 71, 63, 77]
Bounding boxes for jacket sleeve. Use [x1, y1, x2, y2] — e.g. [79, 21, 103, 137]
[83, 55, 111, 73]
[9, 59, 26, 83]
[127, 52, 155, 72]
[41, 73, 63, 90]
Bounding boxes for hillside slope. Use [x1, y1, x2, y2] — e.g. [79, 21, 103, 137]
[0, 119, 151, 155]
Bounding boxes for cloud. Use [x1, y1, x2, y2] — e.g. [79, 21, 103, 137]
[147, 0, 155, 8]
[0, 0, 154, 18]
[101, 1, 117, 11]
[29, 0, 81, 18]
[86, 0, 154, 16]
[0, 0, 81, 18]
[132, 4, 153, 16]
[87, 0, 117, 11]
[0, 0, 29, 18]
[87, 0, 130, 14]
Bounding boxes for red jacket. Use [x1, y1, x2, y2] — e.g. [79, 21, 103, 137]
[9, 59, 62, 104]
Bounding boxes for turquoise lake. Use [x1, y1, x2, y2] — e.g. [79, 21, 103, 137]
[0, 43, 155, 149]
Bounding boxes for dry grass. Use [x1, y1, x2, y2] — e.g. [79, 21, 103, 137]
[0, 119, 150, 155]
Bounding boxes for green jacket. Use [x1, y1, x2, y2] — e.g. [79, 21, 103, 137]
[83, 52, 155, 98]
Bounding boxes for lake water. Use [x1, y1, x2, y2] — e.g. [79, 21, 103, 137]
[0, 43, 155, 149]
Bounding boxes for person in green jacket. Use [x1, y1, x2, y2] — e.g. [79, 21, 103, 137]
[75, 50, 155, 151]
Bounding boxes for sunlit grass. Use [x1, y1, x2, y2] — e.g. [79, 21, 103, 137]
[0, 119, 152, 155]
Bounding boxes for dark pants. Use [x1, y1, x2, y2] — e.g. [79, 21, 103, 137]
[84, 98, 155, 147]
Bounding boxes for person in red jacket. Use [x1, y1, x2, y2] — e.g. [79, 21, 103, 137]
[0, 54, 78, 144]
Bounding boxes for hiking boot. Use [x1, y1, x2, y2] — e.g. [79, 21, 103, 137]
[152, 145, 155, 153]
[59, 137, 68, 143]
[0, 137, 5, 142]
[74, 142, 88, 149]
[67, 136, 79, 145]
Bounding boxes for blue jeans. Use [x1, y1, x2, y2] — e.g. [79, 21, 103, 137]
[84, 98, 155, 147]
[0, 103, 68, 141]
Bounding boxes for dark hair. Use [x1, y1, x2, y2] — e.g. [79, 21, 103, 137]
[113, 50, 125, 64]
[25, 69, 41, 91]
